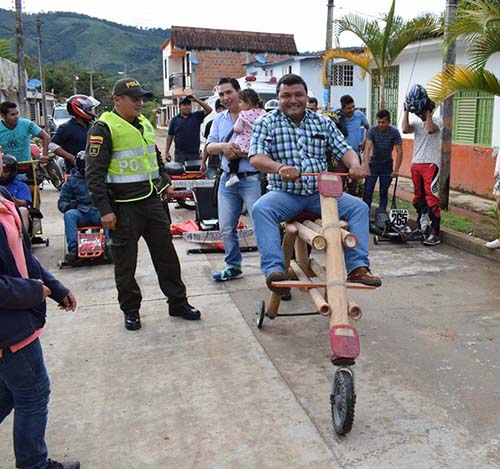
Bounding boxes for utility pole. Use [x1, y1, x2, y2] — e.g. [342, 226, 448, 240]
[15, 0, 27, 117]
[323, 0, 335, 111]
[36, 16, 48, 129]
[439, 0, 458, 210]
[89, 53, 94, 97]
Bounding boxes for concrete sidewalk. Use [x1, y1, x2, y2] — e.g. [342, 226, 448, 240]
[0, 187, 335, 468]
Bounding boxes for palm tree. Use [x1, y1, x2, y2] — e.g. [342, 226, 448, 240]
[427, 0, 500, 102]
[322, 0, 440, 109]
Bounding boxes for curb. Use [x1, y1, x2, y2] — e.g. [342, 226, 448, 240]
[440, 226, 500, 263]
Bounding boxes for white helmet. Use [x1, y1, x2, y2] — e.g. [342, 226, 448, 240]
[264, 99, 279, 112]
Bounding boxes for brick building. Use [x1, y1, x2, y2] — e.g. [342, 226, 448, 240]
[159, 26, 298, 126]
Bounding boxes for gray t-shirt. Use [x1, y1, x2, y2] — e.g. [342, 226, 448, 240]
[411, 116, 443, 166]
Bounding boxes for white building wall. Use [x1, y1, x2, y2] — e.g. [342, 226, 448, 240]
[396, 38, 500, 147]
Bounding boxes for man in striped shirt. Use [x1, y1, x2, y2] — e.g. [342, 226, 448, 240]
[250, 74, 381, 293]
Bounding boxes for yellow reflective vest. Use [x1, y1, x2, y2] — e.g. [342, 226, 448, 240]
[98, 112, 167, 202]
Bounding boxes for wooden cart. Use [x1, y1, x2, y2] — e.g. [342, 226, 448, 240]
[256, 172, 376, 435]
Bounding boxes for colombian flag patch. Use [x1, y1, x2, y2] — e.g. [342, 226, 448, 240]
[89, 135, 104, 144]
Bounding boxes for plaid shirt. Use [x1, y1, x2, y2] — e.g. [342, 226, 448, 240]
[249, 109, 352, 195]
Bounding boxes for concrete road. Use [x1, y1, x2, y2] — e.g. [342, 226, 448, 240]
[1, 185, 499, 468]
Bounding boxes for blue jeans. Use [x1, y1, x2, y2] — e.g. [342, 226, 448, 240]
[0, 339, 51, 469]
[363, 161, 393, 212]
[252, 190, 370, 276]
[218, 172, 262, 268]
[64, 207, 106, 253]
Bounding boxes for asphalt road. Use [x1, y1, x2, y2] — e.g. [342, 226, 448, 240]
[1, 184, 499, 468]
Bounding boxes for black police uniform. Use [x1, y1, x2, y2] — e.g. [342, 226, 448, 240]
[85, 111, 198, 324]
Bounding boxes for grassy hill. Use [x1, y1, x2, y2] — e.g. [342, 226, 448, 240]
[0, 9, 170, 95]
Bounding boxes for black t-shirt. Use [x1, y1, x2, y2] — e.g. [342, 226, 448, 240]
[168, 111, 205, 153]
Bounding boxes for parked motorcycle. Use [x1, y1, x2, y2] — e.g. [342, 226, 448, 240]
[31, 143, 65, 190]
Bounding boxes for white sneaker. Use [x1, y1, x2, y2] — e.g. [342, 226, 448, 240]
[225, 175, 240, 187]
[485, 238, 500, 249]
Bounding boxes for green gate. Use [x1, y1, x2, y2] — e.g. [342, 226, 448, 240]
[371, 66, 399, 124]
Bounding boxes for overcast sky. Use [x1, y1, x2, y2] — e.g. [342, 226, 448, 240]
[13, 0, 445, 52]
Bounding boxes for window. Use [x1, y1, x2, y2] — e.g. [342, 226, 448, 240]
[164, 59, 168, 79]
[264, 69, 273, 77]
[331, 64, 354, 87]
[452, 91, 493, 146]
[282, 65, 292, 75]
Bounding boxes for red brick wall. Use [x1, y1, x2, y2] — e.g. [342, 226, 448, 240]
[194, 50, 290, 92]
[400, 138, 496, 197]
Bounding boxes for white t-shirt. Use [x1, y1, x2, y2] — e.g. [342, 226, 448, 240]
[411, 116, 443, 166]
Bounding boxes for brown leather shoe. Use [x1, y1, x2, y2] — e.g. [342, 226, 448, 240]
[266, 271, 291, 295]
[346, 267, 382, 287]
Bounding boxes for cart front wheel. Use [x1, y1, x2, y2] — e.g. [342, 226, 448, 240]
[256, 300, 266, 329]
[331, 368, 356, 435]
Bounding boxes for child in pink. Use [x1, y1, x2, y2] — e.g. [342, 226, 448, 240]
[226, 88, 266, 187]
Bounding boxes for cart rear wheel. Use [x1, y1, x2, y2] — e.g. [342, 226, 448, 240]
[331, 368, 356, 435]
[256, 300, 266, 329]
[373, 235, 379, 245]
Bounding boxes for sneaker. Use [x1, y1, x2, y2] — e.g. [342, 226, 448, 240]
[225, 174, 240, 187]
[213, 266, 243, 282]
[485, 238, 500, 249]
[423, 234, 441, 246]
[346, 267, 382, 287]
[265, 271, 291, 295]
[169, 302, 201, 321]
[46, 459, 80, 469]
[64, 251, 78, 263]
[124, 311, 141, 331]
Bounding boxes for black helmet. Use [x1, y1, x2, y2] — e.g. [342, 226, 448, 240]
[405, 84, 435, 116]
[66, 95, 100, 122]
[0, 153, 18, 186]
[75, 150, 86, 175]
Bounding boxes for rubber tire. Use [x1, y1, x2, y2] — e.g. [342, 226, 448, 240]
[373, 235, 379, 245]
[177, 197, 197, 210]
[331, 369, 356, 436]
[45, 238, 49, 247]
[257, 300, 266, 329]
[47, 162, 64, 190]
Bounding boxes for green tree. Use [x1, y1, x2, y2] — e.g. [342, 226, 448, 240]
[0, 39, 16, 62]
[322, 0, 440, 109]
[428, 0, 500, 102]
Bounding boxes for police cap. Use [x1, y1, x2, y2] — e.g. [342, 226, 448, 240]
[112, 78, 153, 98]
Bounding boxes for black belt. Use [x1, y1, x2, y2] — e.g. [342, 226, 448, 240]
[225, 171, 259, 179]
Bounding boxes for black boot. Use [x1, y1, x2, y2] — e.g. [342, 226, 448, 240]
[124, 311, 141, 330]
[169, 303, 201, 321]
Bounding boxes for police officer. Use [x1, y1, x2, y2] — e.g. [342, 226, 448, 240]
[85, 78, 201, 330]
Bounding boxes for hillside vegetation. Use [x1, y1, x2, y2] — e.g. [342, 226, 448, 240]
[0, 9, 170, 94]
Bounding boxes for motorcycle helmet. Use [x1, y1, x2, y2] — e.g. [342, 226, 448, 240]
[264, 99, 279, 112]
[66, 95, 100, 122]
[405, 84, 435, 116]
[75, 150, 86, 175]
[0, 153, 18, 186]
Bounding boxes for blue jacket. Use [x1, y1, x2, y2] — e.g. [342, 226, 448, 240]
[58, 168, 95, 214]
[0, 187, 69, 348]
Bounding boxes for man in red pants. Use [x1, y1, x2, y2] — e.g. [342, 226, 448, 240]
[403, 102, 443, 246]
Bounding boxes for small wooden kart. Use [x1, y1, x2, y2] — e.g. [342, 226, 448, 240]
[256, 172, 376, 435]
[58, 226, 111, 268]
